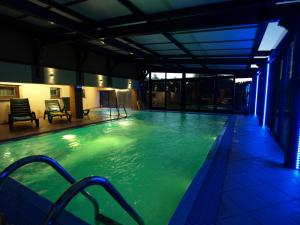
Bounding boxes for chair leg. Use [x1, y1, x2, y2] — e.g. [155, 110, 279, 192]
[35, 119, 39, 128]
[8, 115, 13, 130]
[9, 120, 13, 130]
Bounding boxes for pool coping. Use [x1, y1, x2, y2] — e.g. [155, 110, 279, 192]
[169, 115, 236, 225]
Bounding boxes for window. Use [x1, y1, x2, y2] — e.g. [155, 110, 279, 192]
[0, 84, 19, 100]
[151, 72, 165, 80]
[186, 73, 200, 78]
[166, 73, 182, 79]
[50, 87, 60, 99]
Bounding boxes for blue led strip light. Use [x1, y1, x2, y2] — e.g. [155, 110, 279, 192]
[254, 74, 259, 116]
[296, 130, 300, 169]
[262, 58, 270, 127]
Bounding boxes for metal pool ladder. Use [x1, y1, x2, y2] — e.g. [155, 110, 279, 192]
[0, 155, 144, 225]
[109, 104, 128, 119]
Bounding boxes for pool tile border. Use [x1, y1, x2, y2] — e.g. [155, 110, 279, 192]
[169, 116, 236, 225]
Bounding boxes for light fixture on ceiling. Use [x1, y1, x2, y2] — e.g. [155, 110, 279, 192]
[254, 56, 268, 59]
[129, 52, 134, 55]
[49, 21, 55, 25]
[258, 21, 288, 51]
[276, 0, 300, 5]
[250, 64, 259, 69]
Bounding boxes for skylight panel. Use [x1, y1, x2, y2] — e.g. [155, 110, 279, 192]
[258, 22, 288, 51]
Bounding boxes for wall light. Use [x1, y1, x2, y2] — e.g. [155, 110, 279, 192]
[254, 73, 260, 116]
[98, 75, 104, 87]
[262, 58, 270, 127]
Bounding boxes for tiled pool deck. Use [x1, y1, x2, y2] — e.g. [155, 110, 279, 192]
[217, 116, 300, 225]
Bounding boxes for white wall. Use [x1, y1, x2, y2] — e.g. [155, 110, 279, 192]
[0, 82, 70, 123]
[82, 86, 100, 109]
[0, 82, 101, 124]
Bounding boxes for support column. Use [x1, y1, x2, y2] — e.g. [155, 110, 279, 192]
[286, 20, 300, 169]
[32, 38, 44, 83]
[181, 72, 186, 111]
[70, 50, 86, 119]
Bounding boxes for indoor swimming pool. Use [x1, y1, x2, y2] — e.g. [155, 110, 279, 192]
[0, 111, 227, 225]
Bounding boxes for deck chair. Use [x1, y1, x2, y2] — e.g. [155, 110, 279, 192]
[61, 97, 90, 117]
[8, 98, 39, 130]
[44, 100, 71, 123]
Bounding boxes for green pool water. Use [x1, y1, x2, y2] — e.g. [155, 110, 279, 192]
[0, 111, 227, 225]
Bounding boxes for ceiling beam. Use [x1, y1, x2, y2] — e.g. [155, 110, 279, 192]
[120, 37, 182, 71]
[116, 0, 207, 68]
[99, 0, 273, 27]
[148, 66, 258, 77]
[247, 22, 269, 69]
[90, 2, 300, 38]
[134, 58, 267, 65]
[1, 0, 156, 60]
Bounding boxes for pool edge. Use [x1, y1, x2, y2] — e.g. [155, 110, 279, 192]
[0, 116, 127, 144]
[169, 115, 236, 225]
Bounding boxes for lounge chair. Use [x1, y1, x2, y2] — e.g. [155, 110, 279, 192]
[44, 100, 71, 123]
[8, 98, 39, 130]
[61, 97, 90, 117]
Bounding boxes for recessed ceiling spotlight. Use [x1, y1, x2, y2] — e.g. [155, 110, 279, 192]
[96, 27, 102, 31]
[98, 39, 105, 45]
[49, 21, 55, 25]
[129, 52, 134, 55]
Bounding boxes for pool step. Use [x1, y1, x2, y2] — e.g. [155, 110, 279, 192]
[0, 178, 88, 225]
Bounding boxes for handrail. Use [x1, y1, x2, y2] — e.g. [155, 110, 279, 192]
[43, 176, 144, 225]
[0, 155, 99, 218]
[119, 104, 128, 118]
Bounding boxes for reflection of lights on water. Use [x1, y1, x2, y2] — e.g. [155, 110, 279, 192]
[118, 120, 130, 127]
[3, 151, 11, 158]
[62, 134, 80, 148]
[62, 134, 76, 140]
[69, 142, 79, 148]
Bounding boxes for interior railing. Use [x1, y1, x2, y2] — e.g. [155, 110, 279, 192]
[0, 155, 144, 225]
[109, 104, 127, 119]
[43, 176, 144, 225]
[0, 155, 99, 218]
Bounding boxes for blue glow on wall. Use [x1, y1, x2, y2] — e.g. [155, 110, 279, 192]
[296, 130, 300, 169]
[254, 74, 259, 116]
[263, 58, 270, 127]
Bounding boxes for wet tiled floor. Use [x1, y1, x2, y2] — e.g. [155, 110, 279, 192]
[217, 116, 300, 225]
